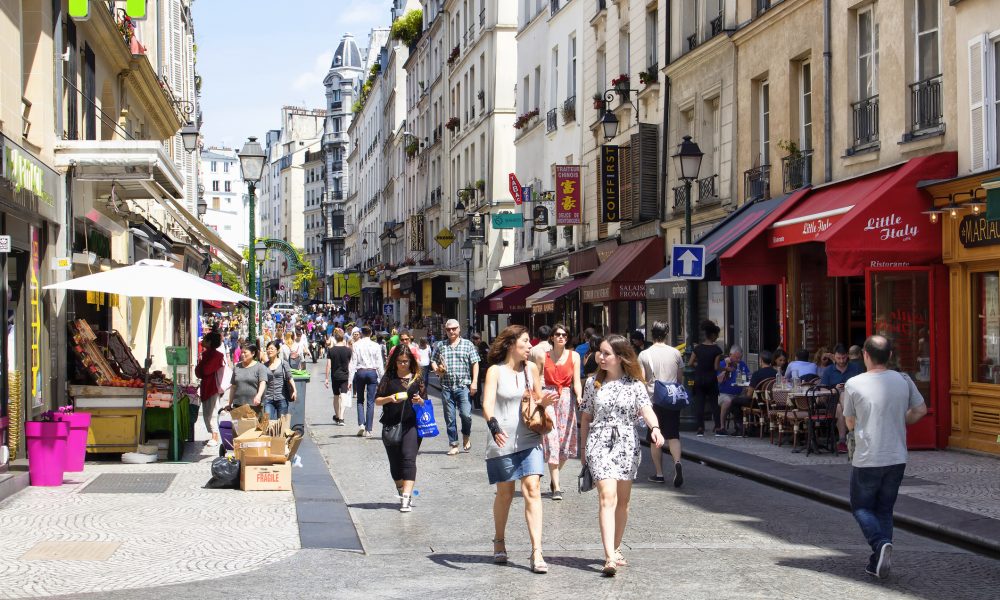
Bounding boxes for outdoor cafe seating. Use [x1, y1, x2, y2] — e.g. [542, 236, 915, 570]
[741, 377, 841, 456]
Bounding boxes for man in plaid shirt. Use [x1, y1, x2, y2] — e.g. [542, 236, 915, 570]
[431, 319, 480, 455]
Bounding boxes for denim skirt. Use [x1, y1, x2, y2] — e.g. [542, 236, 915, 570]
[486, 446, 545, 485]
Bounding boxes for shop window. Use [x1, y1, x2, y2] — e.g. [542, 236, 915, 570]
[972, 271, 1000, 384]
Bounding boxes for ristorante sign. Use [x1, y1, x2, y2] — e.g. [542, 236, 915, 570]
[958, 214, 1000, 248]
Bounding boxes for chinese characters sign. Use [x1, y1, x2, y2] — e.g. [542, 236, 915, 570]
[555, 165, 582, 225]
[601, 146, 620, 223]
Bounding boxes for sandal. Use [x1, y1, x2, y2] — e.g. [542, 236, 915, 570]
[602, 559, 617, 577]
[614, 547, 628, 567]
[529, 549, 548, 574]
[492, 538, 508, 564]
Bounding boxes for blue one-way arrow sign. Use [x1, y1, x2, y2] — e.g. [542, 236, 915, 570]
[671, 244, 706, 280]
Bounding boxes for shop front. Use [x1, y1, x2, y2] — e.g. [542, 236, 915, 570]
[579, 236, 664, 335]
[524, 257, 571, 330]
[477, 263, 541, 335]
[720, 152, 956, 449]
[1, 134, 63, 471]
[924, 169, 1000, 455]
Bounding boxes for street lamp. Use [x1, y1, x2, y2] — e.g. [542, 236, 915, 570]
[254, 241, 267, 341]
[672, 135, 703, 431]
[601, 110, 620, 141]
[179, 122, 200, 152]
[455, 199, 466, 220]
[238, 136, 266, 342]
[461, 238, 474, 337]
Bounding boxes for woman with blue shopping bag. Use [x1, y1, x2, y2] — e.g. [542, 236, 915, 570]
[375, 345, 427, 513]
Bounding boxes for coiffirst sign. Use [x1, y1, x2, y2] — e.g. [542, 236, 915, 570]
[70, 0, 147, 19]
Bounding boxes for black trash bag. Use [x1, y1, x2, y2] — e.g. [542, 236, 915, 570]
[205, 456, 241, 489]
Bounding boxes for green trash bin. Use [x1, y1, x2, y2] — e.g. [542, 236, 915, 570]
[288, 372, 311, 434]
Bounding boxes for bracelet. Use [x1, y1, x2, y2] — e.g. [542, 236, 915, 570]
[650, 426, 660, 431]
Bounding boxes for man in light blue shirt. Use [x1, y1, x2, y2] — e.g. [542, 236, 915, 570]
[785, 348, 818, 380]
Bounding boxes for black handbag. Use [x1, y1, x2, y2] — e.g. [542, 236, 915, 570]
[382, 398, 409, 447]
[578, 464, 594, 493]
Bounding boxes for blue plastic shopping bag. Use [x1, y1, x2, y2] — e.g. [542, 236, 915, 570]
[414, 398, 440, 438]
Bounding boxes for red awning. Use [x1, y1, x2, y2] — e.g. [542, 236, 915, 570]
[530, 277, 587, 313]
[478, 281, 543, 314]
[720, 152, 957, 284]
[580, 237, 665, 303]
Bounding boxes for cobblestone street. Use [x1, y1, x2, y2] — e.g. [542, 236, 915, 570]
[0, 363, 988, 600]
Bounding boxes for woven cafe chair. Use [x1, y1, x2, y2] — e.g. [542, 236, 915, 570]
[804, 385, 839, 455]
[742, 377, 774, 438]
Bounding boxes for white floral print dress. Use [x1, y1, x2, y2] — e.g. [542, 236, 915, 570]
[580, 375, 651, 481]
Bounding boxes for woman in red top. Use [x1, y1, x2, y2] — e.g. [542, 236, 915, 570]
[540, 323, 583, 500]
[194, 331, 226, 447]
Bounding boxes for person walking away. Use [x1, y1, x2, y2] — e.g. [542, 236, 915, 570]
[325, 330, 353, 425]
[348, 326, 385, 437]
[689, 321, 723, 436]
[717, 345, 751, 435]
[280, 332, 293, 365]
[638, 321, 685, 487]
[540, 324, 582, 500]
[822, 343, 864, 453]
[529, 325, 553, 372]
[430, 319, 480, 455]
[227, 342, 270, 412]
[263, 340, 296, 420]
[471, 333, 490, 409]
[375, 345, 427, 512]
[416, 338, 431, 384]
[194, 331, 226, 447]
[843, 335, 927, 579]
[629, 330, 650, 354]
[481, 325, 558, 573]
[580, 335, 665, 576]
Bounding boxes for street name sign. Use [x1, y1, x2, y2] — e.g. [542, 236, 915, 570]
[671, 244, 706, 280]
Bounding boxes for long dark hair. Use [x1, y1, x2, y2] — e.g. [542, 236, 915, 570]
[377, 343, 423, 396]
[595, 334, 646, 385]
[487, 325, 528, 366]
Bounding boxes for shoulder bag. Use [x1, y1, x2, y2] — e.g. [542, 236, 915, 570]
[578, 463, 594, 493]
[652, 380, 690, 411]
[282, 360, 295, 403]
[520, 368, 554, 435]
[382, 387, 410, 447]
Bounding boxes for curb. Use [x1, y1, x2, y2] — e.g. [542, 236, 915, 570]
[681, 439, 1000, 557]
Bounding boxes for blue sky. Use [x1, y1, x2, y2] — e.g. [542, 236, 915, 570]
[192, 0, 392, 149]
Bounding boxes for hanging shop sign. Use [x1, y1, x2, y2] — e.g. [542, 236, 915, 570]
[555, 165, 583, 225]
[601, 146, 620, 223]
[958, 214, 1000, 248]
[492, 212, 523, 229]
[469, 213, 487, 242]
[509, 173, 523, 205]
[435, 227, 456, 248]
[0, 135, 58, 222]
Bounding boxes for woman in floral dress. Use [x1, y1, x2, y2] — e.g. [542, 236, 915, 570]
[540, 323, 582, 501]
[580, 334, 665, 577]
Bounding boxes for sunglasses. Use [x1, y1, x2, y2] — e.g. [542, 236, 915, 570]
[553, 332, 568, 338]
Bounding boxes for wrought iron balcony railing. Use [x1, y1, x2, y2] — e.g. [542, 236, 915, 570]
[781, 151, 813, 192]
[909, 75, 942, 134]
[744, 165, 771, 202]
[697, 174, 718, 203]
[546, 108, 558, 133]
[851, 95, 879, 150]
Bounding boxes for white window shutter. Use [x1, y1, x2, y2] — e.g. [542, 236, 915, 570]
[969, 34, 990, 171]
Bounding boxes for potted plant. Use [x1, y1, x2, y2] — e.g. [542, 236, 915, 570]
[405, 140, 419, 157]
[419, 258, 434, 266]
[403, 257, 416, 267]
[562, 103, 576, 122]
[25, 411, 71, 486]
[592, 93, 605, 110]
[446, 116, 461, 132]
[639, 67, 658, 87]
[447, 45, 460, 65]
[475, 179, 486, 192]
[611, 73, 631, 95]
[458, 188, 472, 201]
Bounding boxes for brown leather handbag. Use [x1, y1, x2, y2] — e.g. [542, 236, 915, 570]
[520, 369, 554, 435]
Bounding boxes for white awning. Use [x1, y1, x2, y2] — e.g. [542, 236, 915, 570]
[54, 140, 184, 199]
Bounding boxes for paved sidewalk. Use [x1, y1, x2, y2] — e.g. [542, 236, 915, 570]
[680, 430, 1000, 554]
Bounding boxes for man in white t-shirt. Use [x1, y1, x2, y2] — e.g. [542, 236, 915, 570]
[638, 321, 685, 488]
[843, 335, 927, 580]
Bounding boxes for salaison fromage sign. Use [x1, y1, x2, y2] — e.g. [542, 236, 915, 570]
[581, 283, 646, 303]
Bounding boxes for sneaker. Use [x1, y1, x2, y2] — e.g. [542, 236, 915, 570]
[357, 427, 366, 437]
[399, 495, 412, 513]
[714, 429, 729, 436]
[551, 490, 563, 501]
[335, 419, 346, 427]
[205, 439, 219, 448]
[876, 542, 892, 578]
[836, 441, 848, 454]
[447, 446, 460, 456]
[673, 462, 684, 488]
[647, 475, 665, 483]
[363, 430, 372, 439]
[696, 429, 705, 437]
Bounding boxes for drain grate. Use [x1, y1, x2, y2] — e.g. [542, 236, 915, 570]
[79, 473, 176, 494]
[21, 541, 121, 561]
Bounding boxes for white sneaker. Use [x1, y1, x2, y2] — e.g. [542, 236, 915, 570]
[205, 439, 219, 448]
[399, 495, 412, 512]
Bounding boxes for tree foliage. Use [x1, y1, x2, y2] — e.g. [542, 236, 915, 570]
[211, 260, 244, 293]
[390, 9, 423, 46]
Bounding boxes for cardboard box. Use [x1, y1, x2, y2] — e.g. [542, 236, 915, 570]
[233, 430, 286, 462]
[241, 463, 291, 491]
[147, 438, 169, 460]
[233, 417, 259, 437]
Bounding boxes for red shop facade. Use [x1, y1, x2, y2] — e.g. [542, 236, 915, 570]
[720, 152, 956, 449]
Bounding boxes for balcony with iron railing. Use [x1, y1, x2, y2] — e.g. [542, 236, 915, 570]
[546, 108, 558, 132]
[697, 174, 719, 204]
[909, 75, 943, 135]
[851, 95, 879, 151]
[563, 96, 576, 123]
[755, 0, 774, 17]
[331, 190, 344, 201]
[744, 164, 771, 202]
[481, 8, 486, 27]
[673, 185, 689, 210]
[551, 0, 561, 16]
[332, 160, 344, 171]
[711, 13, 724, 37]
[687, 33, 698, 52]
[781, 151, 813, 192]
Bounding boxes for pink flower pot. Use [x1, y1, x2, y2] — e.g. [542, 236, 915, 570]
[24, 421, 70, 486]
[52, 412, 92, 472]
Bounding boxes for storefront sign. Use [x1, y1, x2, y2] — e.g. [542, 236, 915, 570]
[958, 214, 1000, 248]
[1, 138, 55, 206]
[581, 283, 646, 303]
[531, 300, 555, 314]
[445, 282, 461, 298]
[601, 146, 620, 223]
[30, 227, 42, 408]
[509, 173, 523, 205]
[435, 227, 456, 248]
[469, 213, 486, 242]
[769, 212, 848, 247]
[555, 165, 582, 225]
[492, 212, 523, 229]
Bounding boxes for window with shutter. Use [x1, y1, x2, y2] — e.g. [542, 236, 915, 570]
[969, 34, 991, 171]
[630, 123, 660, 222]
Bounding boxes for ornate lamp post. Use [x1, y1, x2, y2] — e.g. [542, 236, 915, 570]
[238, 137, 265, 342]
[461, 238, 474, 336]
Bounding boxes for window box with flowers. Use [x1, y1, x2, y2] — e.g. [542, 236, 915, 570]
[513, 109, 540, 130]
[447, 45, 461, 65]
[475, 179, 486, 192]
[405, 140, 419, 157]
[611, 74, 631, 96]
[403, 257, 417, 267]
[639, 67, 658, 87]
[592, 93, 606, 110]
[445, 117, 461, 132]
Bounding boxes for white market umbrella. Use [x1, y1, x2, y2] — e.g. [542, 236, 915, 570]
[45, 259, 255, 456]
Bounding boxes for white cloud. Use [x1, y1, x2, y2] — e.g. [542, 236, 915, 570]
[292, 50, 334, 92]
